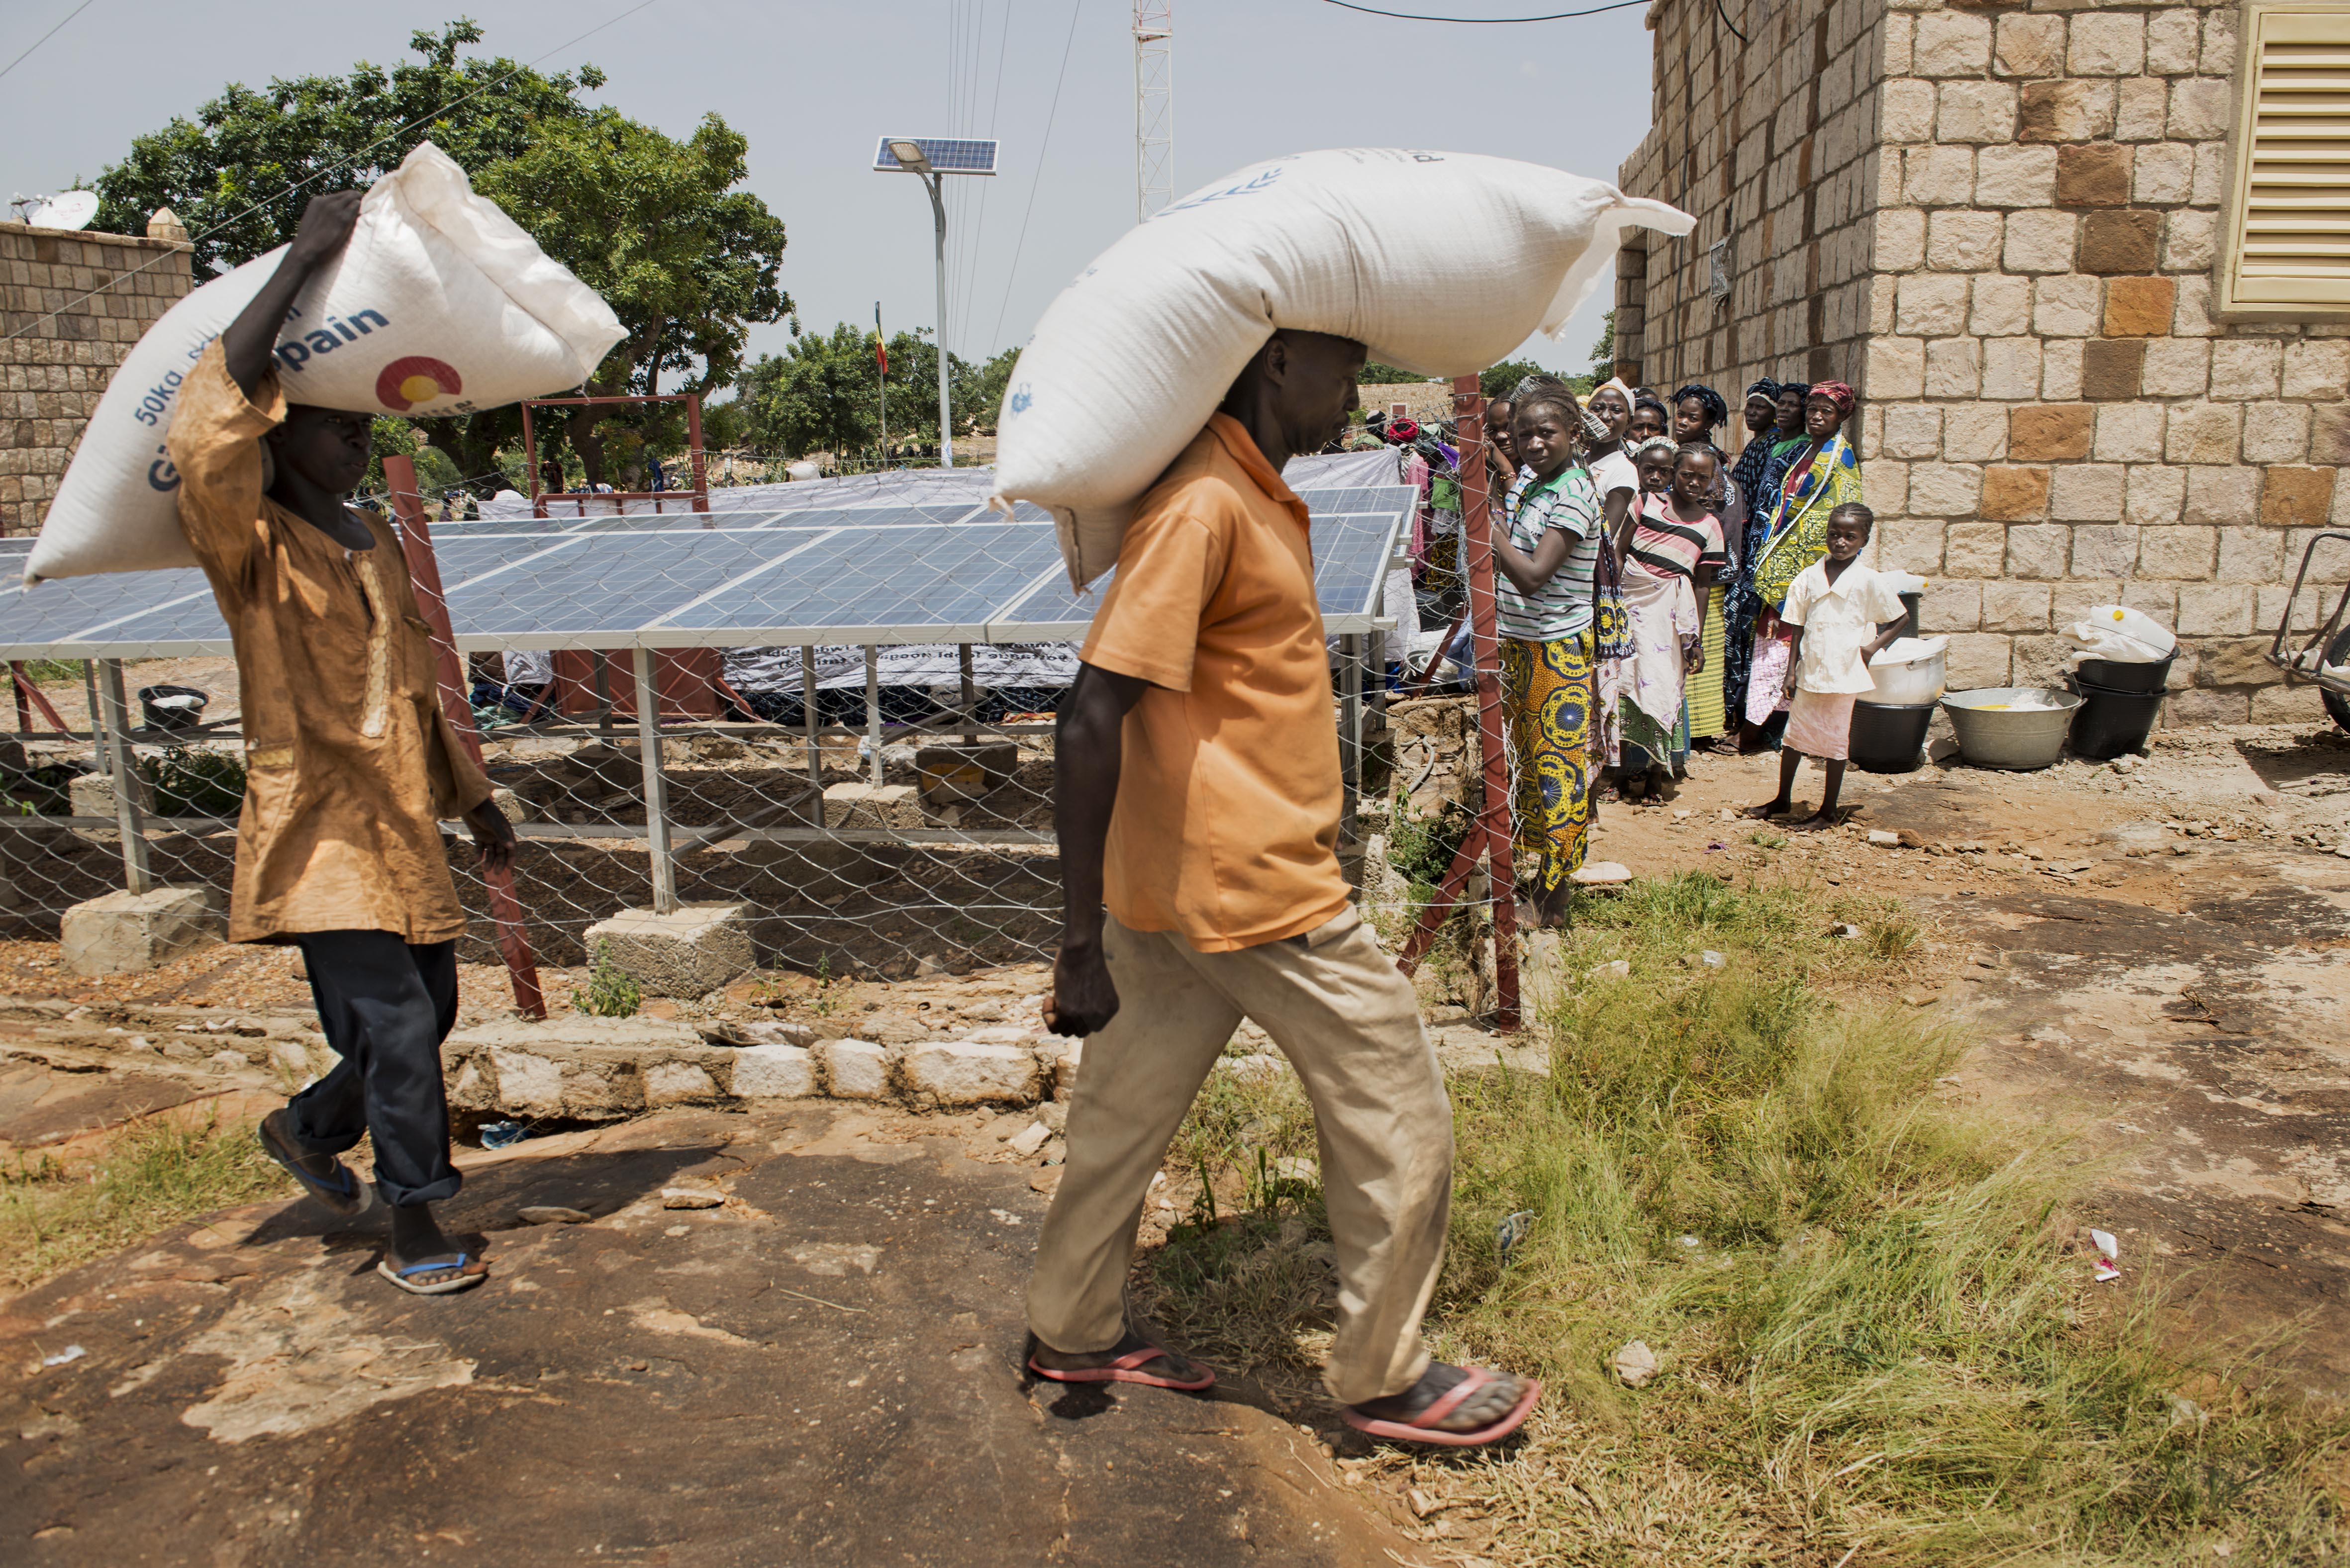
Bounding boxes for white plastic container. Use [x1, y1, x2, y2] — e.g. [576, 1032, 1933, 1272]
[1867, 635, 1947, 706]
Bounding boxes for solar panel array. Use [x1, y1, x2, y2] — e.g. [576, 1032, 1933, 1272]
[872, 136, 999, 175]
[0, 489, 1412, 661]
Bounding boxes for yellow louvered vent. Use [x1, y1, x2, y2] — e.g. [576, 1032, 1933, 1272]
[2224, 5, 2350, 313]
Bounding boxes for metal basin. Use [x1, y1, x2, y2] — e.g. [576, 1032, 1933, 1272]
[1939, 686, 2082, 771]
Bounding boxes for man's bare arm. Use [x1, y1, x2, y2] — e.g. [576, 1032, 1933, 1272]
[220, 193, 362, 399]
[1044, 661, 1149, 1038]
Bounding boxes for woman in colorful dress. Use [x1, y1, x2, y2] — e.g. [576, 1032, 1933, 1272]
[1608, 437, 1704, 802]
[1665, 384, 1739, 749]
[1490, 383, 1605, 926]
[1742, 381, 1863, 750]
[1721, 380, 1790, 741]
[1577, 380, 1643, 795]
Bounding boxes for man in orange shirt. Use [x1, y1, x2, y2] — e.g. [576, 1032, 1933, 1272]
[1026, 330, 1540, 1447]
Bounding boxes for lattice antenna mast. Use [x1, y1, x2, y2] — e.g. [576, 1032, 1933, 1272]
[1134, 2, 1174, 222]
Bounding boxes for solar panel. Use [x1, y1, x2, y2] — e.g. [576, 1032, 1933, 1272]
[0, 485, 1413, 658]
[873, 136, 999, 176]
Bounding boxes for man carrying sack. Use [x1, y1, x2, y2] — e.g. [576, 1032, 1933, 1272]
[1026, 329, 1540, 1447]
[166, 193, 517, 1296]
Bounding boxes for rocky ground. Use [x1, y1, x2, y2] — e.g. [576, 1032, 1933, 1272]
[0, 708, 2344, 1561]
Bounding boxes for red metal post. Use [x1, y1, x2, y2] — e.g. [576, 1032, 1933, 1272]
[9, 663, 68, 734]
[520, 402, 545, 521]
[1457, 377, 1521, 1030]
[11, 661, 29, 732]
[385, 455, 548, 1020]
[1392, 380, 1518, 1029]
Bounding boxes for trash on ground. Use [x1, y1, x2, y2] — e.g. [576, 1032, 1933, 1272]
[1867, 829, 1900, 846]
[1611, 1339, 1659, 1388]
[40, 1346, 85, 1368]
[1832, 923, 1864, 940]
[1495, 1209, 1535, 1268]
[1699, 950, 1726, 968]
[479, 1120, 528, 1149]
[2090, 1227, 2121, 1282]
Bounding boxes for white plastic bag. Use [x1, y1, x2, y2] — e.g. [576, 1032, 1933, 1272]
[989, 149, 1693, 589]
[27, 141, 624, 583]
[2059, 604, 2177, 665]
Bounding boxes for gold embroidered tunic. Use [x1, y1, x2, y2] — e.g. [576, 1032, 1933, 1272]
[165, 342, 493, 943]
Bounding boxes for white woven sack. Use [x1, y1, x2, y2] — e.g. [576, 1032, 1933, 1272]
[2059, 604, 2178, 665]
[990, 149, 1693, 590]
[26, 141, 623, 583]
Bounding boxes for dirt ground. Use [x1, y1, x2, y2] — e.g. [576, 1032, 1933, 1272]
[0, 710, 2345, 1561]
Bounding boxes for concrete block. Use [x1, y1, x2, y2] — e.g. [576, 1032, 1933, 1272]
[2081, 340, 2146, 401]
[2210, 340, 2282, 401]
[1925, 338, 1983, 398]
[2011, 404, 2094, 461]
[2004, 211, 2076, 275]
[1983, 582, 2053, 633]
[2134, 465, 2180, 526]
[2043, 341, 2085, 401]
[2242, 404, 2311, 465]
[2120, 78, 2173, 141]
[2056, 143, 2132, 207]
[2261, 467, 2337, 529]
[903, 1038, 1040, 1106]
[583, 902, 754, 997]
[1944, 632, 2014, 690]
[1975, 145, 2058, 207]
[1915, 9, 1991, 75]
[1944, 404, 2010, 462]
[823, 782, 923, 830]
[728, 1042, 818, 1099]
[2141, 338, 2209, 397]
[1947, 522, 2010, 577]
[644, 1060, 722, 1108]
[2146, 9, 2200, 74]
[2071, 524, 2142, 577]
[1996, 13, 2066, 77]
[1981, 465, 2051, 521]
[1982, 338, 2042, 400]
[2166, 404, 2241, 465]
[490, 1049, 565, 1117]
[2069, 12, 2144, 75]
[2282, 340, 2350, 400]
[2093, 405, 2165, 462]
[915, 742, 1017, 806]
[2051, 464, 2126, 522]
[1971, 274, 2034, 336]
[60, 887, 220, 975]
[2175, 585, 2255, 637]
[68, 769, 154, 843]
[2020, 79, 2113, 143]
[818, 1036, 892, 1099]
[2141, 524, 2218, 579]
[2035, 276, 2104, 337]
[2163, 210, 2216, 274]
[2006, 524, 2071, 579]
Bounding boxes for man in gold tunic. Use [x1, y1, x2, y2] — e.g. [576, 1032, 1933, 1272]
[166, 193, 516, 1295]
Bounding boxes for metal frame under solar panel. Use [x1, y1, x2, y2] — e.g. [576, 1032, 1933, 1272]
[0, 488, 1411, 659]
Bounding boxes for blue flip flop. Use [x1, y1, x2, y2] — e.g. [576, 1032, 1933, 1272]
[376, 1253, 489, 1296]
[258, 1110, 375, 1218]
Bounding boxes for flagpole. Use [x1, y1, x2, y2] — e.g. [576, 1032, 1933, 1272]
[874, 301, 888, 469]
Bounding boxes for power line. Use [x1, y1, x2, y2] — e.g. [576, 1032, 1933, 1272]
[1319, 0, 1647, 20]
[4, 0, 662, 342]
[959, 0, 1017, 363]
[0, 0, 97, 86]
[989, 0, 1083, 354]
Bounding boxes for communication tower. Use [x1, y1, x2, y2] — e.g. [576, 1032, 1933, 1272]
[1134, 2, 1173, 221]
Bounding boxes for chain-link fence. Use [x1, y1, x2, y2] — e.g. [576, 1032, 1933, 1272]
[0, 455, 1426, 991]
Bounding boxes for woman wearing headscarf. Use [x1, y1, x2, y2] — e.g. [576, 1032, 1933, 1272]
[1720, 381, 1783, 739]
[1741, 380, 1862, 748]
[1667, 384, 1737, 748]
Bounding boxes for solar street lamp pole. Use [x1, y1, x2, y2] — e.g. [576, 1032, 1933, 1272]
[879, 138, 1001, 469]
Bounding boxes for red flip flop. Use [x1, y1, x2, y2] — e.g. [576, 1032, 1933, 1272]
[1342, 1365, 1541, 1448]
[1027, 1344, 1216, 1391]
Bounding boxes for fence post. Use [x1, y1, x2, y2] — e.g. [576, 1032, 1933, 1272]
[633, 647, 678, 916]
[1340, 631, 1362, 843]
[801, 659, 822, 807]
[95, 659, 151, 895]
[863, 646, 883, 788]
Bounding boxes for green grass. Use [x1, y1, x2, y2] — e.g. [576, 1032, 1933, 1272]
[1141, 873, 2349, 1566]
[0, 1110, 282, 1291]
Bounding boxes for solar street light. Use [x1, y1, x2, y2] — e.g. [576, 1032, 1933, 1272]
[873, 137, 998, 469]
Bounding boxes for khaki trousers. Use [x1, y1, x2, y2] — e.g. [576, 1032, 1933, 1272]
[1026, 909, 1454, 1406]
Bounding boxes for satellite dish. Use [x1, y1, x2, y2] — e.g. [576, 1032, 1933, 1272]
[20, 191, 98, 231]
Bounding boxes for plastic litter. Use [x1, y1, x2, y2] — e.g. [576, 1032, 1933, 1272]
[40, 1346, 85, 1368]
[2090, 1227, 2121, 1282]
[1699, 950, 1726, 969]
[478, 1120, 528, 1149]
[1495, 1209, 1535, 1268]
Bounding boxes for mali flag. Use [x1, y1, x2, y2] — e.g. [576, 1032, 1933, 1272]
[874, 303, 888, 376]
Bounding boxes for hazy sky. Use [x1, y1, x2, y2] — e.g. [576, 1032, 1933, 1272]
[3, 0, 1658, 386]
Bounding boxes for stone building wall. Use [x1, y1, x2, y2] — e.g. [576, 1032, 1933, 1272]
[1618, 0, 2350, 723]
[0, 224, 195, 538]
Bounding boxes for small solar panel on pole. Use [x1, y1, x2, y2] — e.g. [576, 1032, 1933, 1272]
[875, 138, 998, 471]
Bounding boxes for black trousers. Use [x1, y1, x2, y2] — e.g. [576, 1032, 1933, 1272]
[283, 930, 462, 1207]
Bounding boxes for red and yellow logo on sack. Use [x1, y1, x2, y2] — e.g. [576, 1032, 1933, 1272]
[376, 357, 464, 412]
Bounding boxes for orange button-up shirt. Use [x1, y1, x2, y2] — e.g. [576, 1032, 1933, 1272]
[166, 343, 493, 944]
[1080, 414, 1351, 952]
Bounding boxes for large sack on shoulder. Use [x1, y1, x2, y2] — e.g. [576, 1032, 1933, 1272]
[990, 149, 1693, 590]
[27, 141, 624, 583]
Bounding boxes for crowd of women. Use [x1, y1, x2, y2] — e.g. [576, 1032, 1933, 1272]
[1376, 370, 1864, 927]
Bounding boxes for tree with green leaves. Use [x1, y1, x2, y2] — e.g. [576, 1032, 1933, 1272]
[1589, 308, 1617, 378]
[92, 20, 787, 492]
[734, 324, 1018, 461]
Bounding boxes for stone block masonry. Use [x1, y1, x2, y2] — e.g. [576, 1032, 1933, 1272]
[0, 222, 195, 537]
[1619, 0, 2350, 723]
